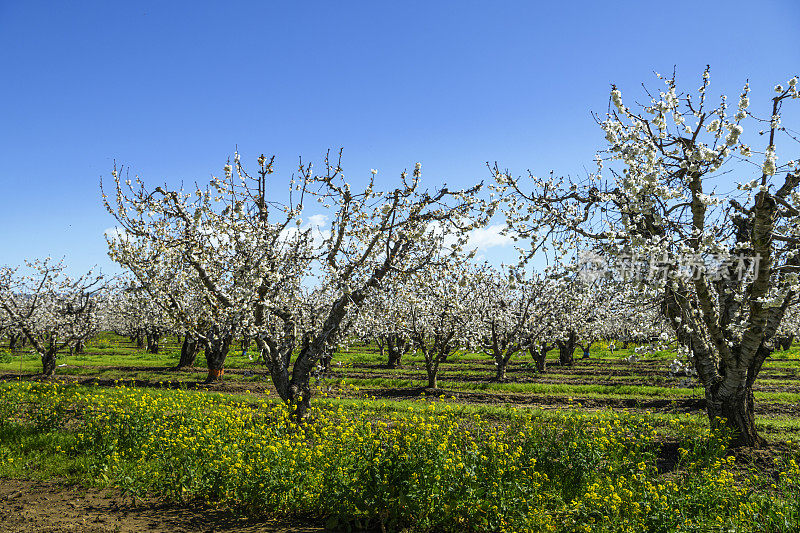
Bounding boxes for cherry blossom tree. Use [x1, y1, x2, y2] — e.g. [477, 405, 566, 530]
[404, 259, 483, 389]
[356, 286, 414, 369]
[472, 265, 546, 381]
[496, 68, 800, 447]
[105, 150, 486, 418]
[104, 153, 314, 383]
[0, 259, 104, 376]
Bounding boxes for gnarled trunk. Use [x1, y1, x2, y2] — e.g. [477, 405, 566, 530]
[203, 334, 232, 382]
[529, 341, 550, 373]
[426, 362, 438, 389]
[146, 333, 160, 354]
[135, 331, 145, 349]
[177, 333, 201, 368]
[287, 369, 312, 420]
[556, 330, 577, 366]
[41, 344, 58, 377]
[707, 379, 764, 448]
[420, 340, 452, 390]
[427, 374, 437, 389]
[74, 340, 86, 354]
[8, 333, 20, 351]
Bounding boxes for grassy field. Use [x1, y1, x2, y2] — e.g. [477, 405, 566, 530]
[1, 333, 800, 531]
[3, 332, 799, 440]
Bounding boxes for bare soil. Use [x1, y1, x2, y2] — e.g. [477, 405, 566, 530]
[0, 479, 324, 533]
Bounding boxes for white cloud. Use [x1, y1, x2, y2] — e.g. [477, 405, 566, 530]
[278, 213, 330, 248]
[103, 227, 129, 242]
[466, 224, 514, 251]
[307, 214, 328, 228]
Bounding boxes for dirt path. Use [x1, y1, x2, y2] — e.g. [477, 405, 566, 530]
[0, 479, 324, 533]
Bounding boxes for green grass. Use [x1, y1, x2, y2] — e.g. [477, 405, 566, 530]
[3, 331, 800, 443]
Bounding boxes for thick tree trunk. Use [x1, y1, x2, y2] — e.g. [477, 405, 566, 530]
[177, 333, 201, 368]
[41, 348, 57, 377]
[530, 341, 549, 373]
[146, 333, 160, 354]
[707, 382, 764, 448]
[387, 350, 402, 369]
[418, 341, 450, 390]
[427, 371, 437, 389]
[74, 340, 86, 354]
[135, 332, 145, 349]
[204, 334, 232, 382]
[287, 377, 312, 421]
[494, 360, 507, 381]
[420, 344, 440, 389]
[9, 333, 19, 351]
[557, 330, 577, 366]
[276, 336, 318, 422]
[776, 334, 794, 351]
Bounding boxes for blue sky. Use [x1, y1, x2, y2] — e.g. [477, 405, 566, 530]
[1, 0, 799, 276]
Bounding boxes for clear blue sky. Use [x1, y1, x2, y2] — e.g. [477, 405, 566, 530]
[1, 0, 799, 275]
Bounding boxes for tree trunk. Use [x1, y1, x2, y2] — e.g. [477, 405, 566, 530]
[494, 360, 507, 381]
[275, 335, 318, 423]
[177, 333, 201, 368]
[376, 336, 386, 359]
[204, 334, 232, 382]
[146, 333, 160, 354]
[707, 382, 764, 448]
[580, 339, 594, 359]
[41, 348, 57, 377]
[9, 333, 19, 351]
[387, 350, 402, 369]
[386, 333, 408, 369]
[75, 340, 86, 354]
[135, 332, 145, 349]
[777, 334, 794, 351]
[427, 370, 437, 389]
[530, 342, 548, 373]
[557, 330, 577, 366]
[287, 377, 312, 421]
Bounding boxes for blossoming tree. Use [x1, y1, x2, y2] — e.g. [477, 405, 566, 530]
[406, 259, 483, 389]
[105, 150, 486, 418]
[496, 68, 800, 447]
[0, 259, 104, 376]
[472, 266, 558, 380]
